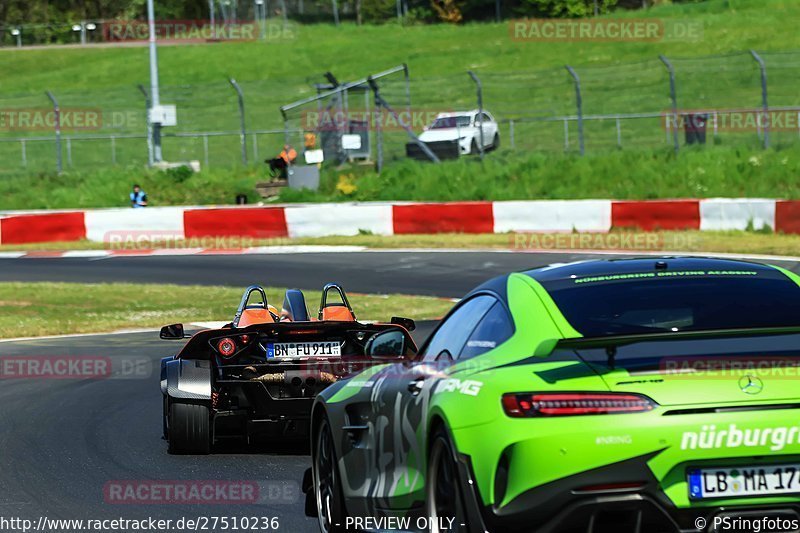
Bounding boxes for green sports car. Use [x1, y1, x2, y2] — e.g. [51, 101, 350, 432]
[304, 257, 800, 533]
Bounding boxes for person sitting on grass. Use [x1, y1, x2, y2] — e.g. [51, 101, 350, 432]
[266, 144, 297, 179]
[130, 184, 148, 208]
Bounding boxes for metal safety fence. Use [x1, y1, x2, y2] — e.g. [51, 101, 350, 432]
[2, 48, 800, 175]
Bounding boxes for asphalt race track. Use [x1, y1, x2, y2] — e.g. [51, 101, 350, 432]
[0, 321, 435, 533]
[0, 330, 318, 531]
[0, 250, 553, 298]
[2, 250, 800, 532]
[3, 250, 799, 298]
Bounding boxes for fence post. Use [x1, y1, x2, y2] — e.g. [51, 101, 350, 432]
[229, 78, 248, 165]
[564, 65, 584, 156]
[335, 87, 345, 164]
[659, 54, 680, 155]
[66, 138, 73, 167]
[369, 80, 384, 174]
[331, 0, 340, 26]
[564, 119, 569, 151]
[21, 139, 27, 167]
[137, 84, 154, 167]
[203, 135, 210, 168]
[750, 50, 769, 149]
[616, 117, 622, 149]
[45, 90, 63, 173]
[467, 70, 485, 159]
[509, 119, 515, 149]
[111, 136, 117, 165]
[403, 63, 411, 122]
[253, 133, 259, 161]
[280, 108, 291, 147]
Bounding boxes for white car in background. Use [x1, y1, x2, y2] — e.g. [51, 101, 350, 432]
[418, 110, 500, 155]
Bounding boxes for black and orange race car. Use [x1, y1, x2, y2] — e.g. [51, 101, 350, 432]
[159, 283, 417, 454]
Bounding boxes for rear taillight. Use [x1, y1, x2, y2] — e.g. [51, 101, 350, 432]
[217, 338, 237, 358]
[502, 393, 655, 418]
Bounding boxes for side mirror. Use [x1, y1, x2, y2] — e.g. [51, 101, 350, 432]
[390, 316, 416, 332]
[160, 323, 186, 340]
[365, 328, 407, 359]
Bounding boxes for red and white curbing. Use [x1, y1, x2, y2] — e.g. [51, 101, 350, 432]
[0, 198, 793, 247]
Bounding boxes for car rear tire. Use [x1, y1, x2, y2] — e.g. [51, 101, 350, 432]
[313, 417, 347, 533]
[168, 401, 211, 455]
[162, 396, 169, 439]
[426, 427, 468, 533]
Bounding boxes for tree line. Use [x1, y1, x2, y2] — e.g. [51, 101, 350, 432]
[0, 0, 698, 33]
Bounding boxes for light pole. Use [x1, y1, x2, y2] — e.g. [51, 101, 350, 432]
[86, 22, 97, 43]
[147, 0, 163, 162]
[11, 28, 21, 48]
[71, 24, 82, 43]
[209, 0, 217, 40]
[255, 0, 265, 40]
[138, 85, 154, 167]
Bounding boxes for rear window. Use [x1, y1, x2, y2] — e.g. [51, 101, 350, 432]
[541, 269, 800, 337]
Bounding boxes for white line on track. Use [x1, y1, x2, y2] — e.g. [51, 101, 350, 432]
[2, 246, 800, 263]
[0, 328, 162, 343]
[0, 322, 229, 343]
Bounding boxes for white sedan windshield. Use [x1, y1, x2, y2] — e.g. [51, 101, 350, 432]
[430, 116, 471, 129]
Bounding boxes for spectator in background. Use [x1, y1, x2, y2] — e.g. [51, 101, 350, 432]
[130, 184, 148, 208]
[266, 144, 297, 179]
[304, 133, 317, 151]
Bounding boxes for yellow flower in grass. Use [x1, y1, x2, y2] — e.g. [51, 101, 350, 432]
[336, 174, 358, 195]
